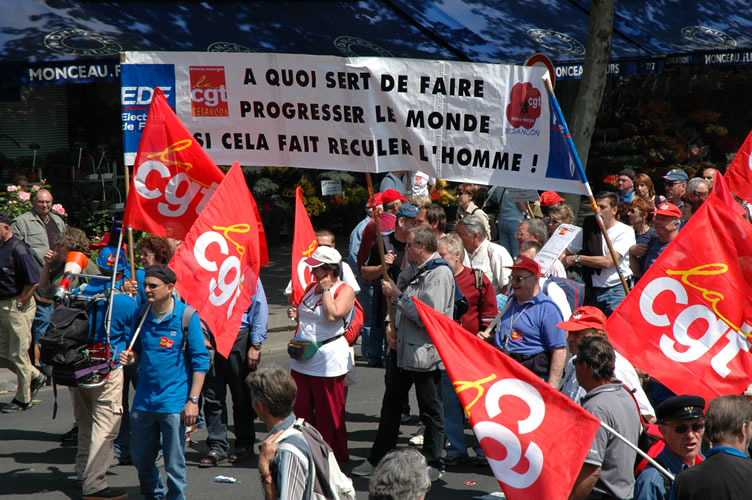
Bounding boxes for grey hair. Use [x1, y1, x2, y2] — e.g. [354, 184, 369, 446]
[246, 364, 297, 418]
[408, 226, 437, 252]
[384, 200, 399, 211]
[521, 218, 548, 244]
[368, 449, 430, 500]
[456, 214, 487, 239]
[687, 177, 710, 192]
[438, 233, 465, 261]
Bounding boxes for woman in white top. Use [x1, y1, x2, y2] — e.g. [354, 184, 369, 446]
[286, 246, 355, 461]
[455, 183, 492, 237]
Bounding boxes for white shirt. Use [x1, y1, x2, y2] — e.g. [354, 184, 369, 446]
[546, 258, 567, 278]
[560, 350, 655, 418]
[538, 277, 571, 319]
[567, 221, 635, 288]
[469, 239, 513, 294]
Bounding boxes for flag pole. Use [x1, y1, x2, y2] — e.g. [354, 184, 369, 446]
[123, 163, 137, 281]
[544, 80, 630, 296]
[364, 172, 396, 340]
[599, 421, 675, 482]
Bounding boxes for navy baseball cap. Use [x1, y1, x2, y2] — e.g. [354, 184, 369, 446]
[663, 169, 689, 183]
[396, 203, 419, 219]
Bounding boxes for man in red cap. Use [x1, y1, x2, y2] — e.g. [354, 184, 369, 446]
[356, 189, 406, 273]
[482, 255, 567, 387]
[557, 306, 655, 422]
[629, 202, 682, 280]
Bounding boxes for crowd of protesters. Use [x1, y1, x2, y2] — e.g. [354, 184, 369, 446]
[2, 165, 752, 500]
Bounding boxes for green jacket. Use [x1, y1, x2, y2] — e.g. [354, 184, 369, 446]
[11, 209, 66, 268]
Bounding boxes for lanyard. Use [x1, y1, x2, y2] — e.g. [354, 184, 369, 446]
[504, 302, 530, 350]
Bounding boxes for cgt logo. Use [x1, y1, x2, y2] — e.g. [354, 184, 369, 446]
[506, 82, 542, 130]
[190, 66, 229, 117]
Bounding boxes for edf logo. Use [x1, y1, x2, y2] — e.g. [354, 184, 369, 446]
[121, 64, 176, 154]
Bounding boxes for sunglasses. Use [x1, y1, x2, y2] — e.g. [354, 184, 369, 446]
[144, 283, 164, 290]
[510, 274, 535, 283]
[669, 422, 704, 434]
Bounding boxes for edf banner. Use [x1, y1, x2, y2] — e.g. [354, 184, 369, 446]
[122, 51, 587, 195]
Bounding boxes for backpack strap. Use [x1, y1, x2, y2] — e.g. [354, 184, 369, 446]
[180, 304, 197, 353]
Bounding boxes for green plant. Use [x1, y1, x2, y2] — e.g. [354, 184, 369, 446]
[0, 183, 66, 219]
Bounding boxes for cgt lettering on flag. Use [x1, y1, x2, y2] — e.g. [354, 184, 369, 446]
[193, 223, 250, 320]
[134, 139, 219, 218]
[639, 264, 752, 378]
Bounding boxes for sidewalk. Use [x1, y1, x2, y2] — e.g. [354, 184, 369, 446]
[1, 241, 299, 394]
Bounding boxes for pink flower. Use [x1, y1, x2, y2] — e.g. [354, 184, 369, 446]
[6, 185, 18, 192]
[17, 191, 31, 202]
[52, 203, 66, 215]
[32, 185, 40, 191]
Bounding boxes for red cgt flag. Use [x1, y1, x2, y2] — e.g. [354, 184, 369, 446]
[607, 192, 752, 403]
[413, 298, 601, 500]
[169, 163, 268, 357]
[290, 186, 318, 305]
[724, 130, 752, 204]
[124, 87, 225, 239]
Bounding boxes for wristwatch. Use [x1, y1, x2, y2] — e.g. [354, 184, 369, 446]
[16, 300, 23, 309]
[188, 396, 199, 404]
[251, 343, 262, 351]
[574, 255, 581, 264]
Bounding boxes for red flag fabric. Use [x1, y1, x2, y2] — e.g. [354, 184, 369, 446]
[607, 192, 752, 402]
[124, 88, 225, 239]
[413, 298, 601, 500]
[169, 163, 267, 357]
[290, 186, 318, 305]
[712, 171, 746, 217]
[724, 130, 752, 203]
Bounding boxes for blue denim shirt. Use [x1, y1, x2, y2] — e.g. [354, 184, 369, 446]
[239, 278, 268, 344]
[635, 447, 700, 500]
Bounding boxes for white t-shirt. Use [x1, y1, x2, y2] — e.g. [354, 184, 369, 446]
[538, 277, 571, 320]
[290, 281, 354, 378]
[567, 221, 635, 288]
[411, 171, 433, 197]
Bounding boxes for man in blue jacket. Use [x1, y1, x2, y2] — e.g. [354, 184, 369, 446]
[120, 264, 209, 500]
[200, 278, 268, 467]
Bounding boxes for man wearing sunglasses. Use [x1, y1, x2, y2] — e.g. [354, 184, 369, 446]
[672, 395, 752, 500]
[634, 395, 705, 500]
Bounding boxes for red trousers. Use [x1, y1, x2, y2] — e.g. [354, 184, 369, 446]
[291, 370, 349, 462]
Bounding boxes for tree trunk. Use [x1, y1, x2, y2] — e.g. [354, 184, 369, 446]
[570, 0, 615, 171]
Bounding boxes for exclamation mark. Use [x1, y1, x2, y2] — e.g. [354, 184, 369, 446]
[531, 154, 538, 173]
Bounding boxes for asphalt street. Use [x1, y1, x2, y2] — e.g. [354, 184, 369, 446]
[0, 350, 505, 499]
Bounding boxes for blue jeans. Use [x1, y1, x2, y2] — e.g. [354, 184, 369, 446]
[497, 218, 521, 257]
[131, 410, 186, 500]
[32, 301, 54, 363]
[590, 284, 627, 317]
[441, 371, 482, 457]
[357, 281, 374, 358]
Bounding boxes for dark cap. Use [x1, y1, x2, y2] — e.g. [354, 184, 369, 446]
[656, 395, 705, 423]
[396, 203, 419, 219]
[144, 264, 177, 284]
[0, 212, 11, 225]
[619, 168, 636, 180]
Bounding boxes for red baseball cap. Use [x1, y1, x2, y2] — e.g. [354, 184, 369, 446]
[557, 306, 607, 331]
[382, 189, 407, 204]
[540, 191, 565, 207]
[367, 192, 383, 210]
[505, 255, 541, 278]
[652, 202, 682, 218]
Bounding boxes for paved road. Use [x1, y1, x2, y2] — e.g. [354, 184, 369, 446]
[1, 350, 505, 499]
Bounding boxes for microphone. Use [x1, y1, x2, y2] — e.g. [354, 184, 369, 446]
[54, 251, 89, 303]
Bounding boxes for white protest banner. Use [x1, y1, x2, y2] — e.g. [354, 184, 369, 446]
[121, 52, 587, 195]
[321, 179, 343, 196]
[535, 224, 581, 275]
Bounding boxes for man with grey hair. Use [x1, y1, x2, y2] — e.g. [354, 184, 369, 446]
[681, 177, 711, 219]
[454, 214, 512, 294]
[354, 226, 454, 479]
[515, 218, 548, 252]
[368, 448, 431, 500]
[672, 395, 752, 499]
[252, 364, 315, 500]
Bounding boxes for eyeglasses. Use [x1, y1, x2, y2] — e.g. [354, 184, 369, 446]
[665, 181, 683, 187]
[515, 231, 531, 238]
[510, 274, 535, 283]
[144, 283, 164, 290]
[669, 422, 704, 434]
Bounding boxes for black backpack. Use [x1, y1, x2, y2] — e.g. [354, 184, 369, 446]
[39, 300, 110, 387]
